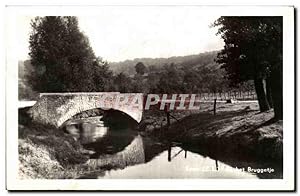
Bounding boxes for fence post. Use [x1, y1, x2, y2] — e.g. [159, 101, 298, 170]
[166, 111, 170, 127]
[213, 98, 217, 115]
[168, 143, 171, 162]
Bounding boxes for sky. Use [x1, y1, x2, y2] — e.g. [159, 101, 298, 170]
[17, 7, 224, 62]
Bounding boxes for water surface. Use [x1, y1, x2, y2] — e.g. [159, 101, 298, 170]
[64, 112, 280, 179]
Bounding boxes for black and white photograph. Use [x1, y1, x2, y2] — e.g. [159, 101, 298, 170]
[5, 5, 295, 191]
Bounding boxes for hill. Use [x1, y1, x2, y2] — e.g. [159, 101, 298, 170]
[108, 50, 219, 75]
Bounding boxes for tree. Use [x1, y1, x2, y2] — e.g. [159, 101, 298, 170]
[132, 74, 149, 93]
[156, 63, 184, 93]
[28, 16, 102, 92]
[113, 73, 132, 93]
[146, 66, 160, 93]
[214, 17, 282, 119]
[93, 57, 114, 91]
[135, 62, 146, 75]
[18, 60, 38, 100]
[182, 67, 201, 93]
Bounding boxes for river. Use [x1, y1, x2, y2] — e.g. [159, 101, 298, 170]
[63, 111, 281, 179]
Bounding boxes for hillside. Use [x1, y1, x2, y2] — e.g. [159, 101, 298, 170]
[108, 50, 219, 75]
[19, 50, 252, 98]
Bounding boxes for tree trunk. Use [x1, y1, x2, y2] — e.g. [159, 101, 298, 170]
[265, 78, 273, 108]
[254, 77, 270, 112]
[269, 65, 283, 120]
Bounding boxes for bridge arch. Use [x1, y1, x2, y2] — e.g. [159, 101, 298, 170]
[29, 93, 143, 128]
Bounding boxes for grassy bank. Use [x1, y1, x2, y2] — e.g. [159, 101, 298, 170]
[18, 107, 92, 179]
[142, 102, 283, 162]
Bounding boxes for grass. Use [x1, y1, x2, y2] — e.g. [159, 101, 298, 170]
[144, 102, 282, 161]
[18, 107, 93, 179]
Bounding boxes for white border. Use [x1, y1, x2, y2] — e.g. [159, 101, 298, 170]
[5, 5, 295, 191]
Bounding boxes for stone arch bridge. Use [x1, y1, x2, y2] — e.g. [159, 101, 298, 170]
[28, 92, 144, 128]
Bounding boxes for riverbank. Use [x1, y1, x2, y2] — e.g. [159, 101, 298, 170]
[18, 107, 94, 179]
[141, 101, 282, 162]
[18, 101, 283, 179]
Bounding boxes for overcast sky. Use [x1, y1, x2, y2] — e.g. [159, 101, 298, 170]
[17, 7, 224, 62]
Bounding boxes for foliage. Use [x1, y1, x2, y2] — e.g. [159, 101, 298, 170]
[93, 58, 114, 91]
[113, 73, 132, 93]
[135, 62, 147, 75]
[28, 16, 109, 92]
[22, 16, 255, 98]
[18, 60, 38, 100]
[109, 51, 219, 75]
[213, 16, 283, 118]
[213, 16, 282, 84]
[21, 51, 253, 99]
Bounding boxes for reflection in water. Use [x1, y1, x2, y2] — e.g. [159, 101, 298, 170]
[64, 116, 109, 144]
[64, 114, 138, 156]
[87, 135, 145, 170]
[97, 145, 257, 179]
[81, 121, 109, 144]
[65, 111, 277, 179]
[84, 125, 137, 157]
